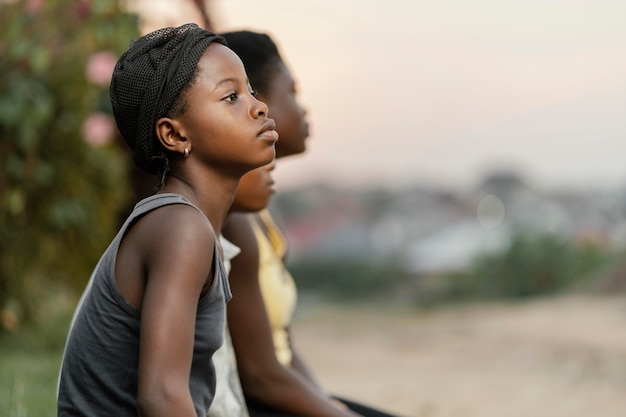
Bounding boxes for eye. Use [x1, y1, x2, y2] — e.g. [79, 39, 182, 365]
[224, 92, 239, 103]
[250, 88, 258, 98]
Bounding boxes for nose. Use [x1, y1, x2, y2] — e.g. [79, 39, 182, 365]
[252, 96, 268, 118]
[265, 160, 276, 172]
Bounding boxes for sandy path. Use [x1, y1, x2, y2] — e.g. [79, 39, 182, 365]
[292, 295, 626, 417]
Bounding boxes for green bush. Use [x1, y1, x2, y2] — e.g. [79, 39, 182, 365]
[457, 232, 614, 299]
[286, 231, 617, 305]
[287, 257, 409, 299]
[0, 0, 139, 327]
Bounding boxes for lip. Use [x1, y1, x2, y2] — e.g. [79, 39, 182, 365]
[258, 119, 279, 143]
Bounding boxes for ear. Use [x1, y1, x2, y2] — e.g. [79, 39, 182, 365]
[155, 117, 189, 155]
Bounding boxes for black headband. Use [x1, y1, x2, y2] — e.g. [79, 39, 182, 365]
[110, 23, 227, 174]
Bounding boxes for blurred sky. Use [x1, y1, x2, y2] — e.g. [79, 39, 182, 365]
[134, 0, 626, 191]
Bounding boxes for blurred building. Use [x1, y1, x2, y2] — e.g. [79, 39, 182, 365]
[274, 172, 626, 275]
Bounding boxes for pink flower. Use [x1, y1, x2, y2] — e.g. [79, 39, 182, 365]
[86, 51, 117, 87]
[72, 1, 91, 19]
[1, 308, 19, 332]
[82, 113, 116, 146]
[26, 0, 44, 13]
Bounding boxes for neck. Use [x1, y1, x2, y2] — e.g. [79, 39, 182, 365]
[160, 171, 238, 234]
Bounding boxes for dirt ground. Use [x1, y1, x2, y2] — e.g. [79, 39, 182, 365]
[292, 295, 626, 417]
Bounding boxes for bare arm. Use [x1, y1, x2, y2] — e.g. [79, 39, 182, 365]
[119, 205, 216, 417]
[223, 213, 362, 417]
[289, 336, 323, 390]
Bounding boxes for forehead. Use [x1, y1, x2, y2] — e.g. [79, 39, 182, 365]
[268, 62, 295, 91]
[195, 43, 248, 86]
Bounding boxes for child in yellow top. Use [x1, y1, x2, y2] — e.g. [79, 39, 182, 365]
[222, 30, 399, 417]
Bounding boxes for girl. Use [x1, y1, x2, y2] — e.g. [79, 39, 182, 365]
[208, 161, 277, 417]
[221, 31, 398, 417]
[57, 24, 277, 417]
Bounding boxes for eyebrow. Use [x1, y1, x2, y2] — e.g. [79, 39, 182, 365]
[214, 77, 249, 91]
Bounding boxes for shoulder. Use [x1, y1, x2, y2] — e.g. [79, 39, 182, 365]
[136, 203, 216, 265]
[142, 202, 213, 236]
[223, 213, 259, 281]
[222, 213, 257, 255]
[115, 201, 217, 308]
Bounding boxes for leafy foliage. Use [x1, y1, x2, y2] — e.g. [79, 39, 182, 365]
[453, 232, 614, 299]
[287, 231, 617, 305]
[0, 0, 139, 326]
[288, 257, 409, 299]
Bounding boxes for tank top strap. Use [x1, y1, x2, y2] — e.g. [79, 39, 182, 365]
[127, 193, 230, 303]
[131, 193, 200, 221]
[256, 209, 288, 258]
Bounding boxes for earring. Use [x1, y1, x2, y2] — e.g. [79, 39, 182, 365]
[183, 147, 189, 158]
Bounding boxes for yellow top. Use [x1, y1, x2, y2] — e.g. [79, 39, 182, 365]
[249, 209, 297, 366]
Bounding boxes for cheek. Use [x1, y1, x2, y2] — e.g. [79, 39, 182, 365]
[186, 112, 219, 144]
[273, 105, 299, 136]
[233, 185, 254, 209]
[197, 116, 244, 155]
[233, 186, 270, 211]
[237, 174, 264, 197]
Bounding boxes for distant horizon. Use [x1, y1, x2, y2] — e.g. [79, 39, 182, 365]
[272, 158, 626, 195]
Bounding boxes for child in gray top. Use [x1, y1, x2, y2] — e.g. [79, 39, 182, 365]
[57, 23, 278, 417]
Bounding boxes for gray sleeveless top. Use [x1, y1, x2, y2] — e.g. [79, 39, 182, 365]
[57, 193, 231, 417]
